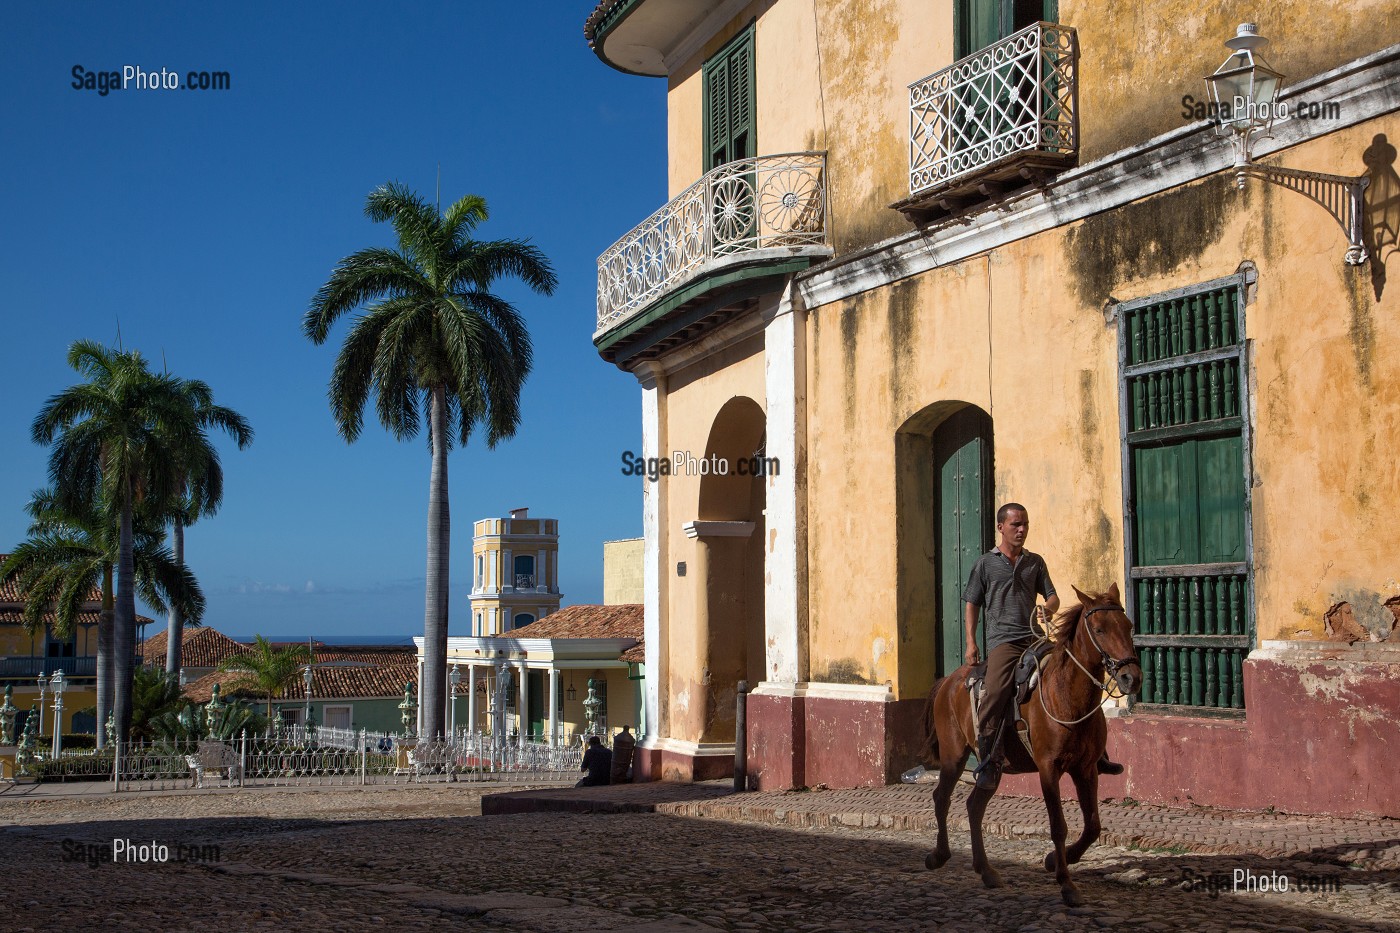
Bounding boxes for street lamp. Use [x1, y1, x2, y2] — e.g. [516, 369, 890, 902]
[1204, 23, 1369, 264]
[50, 670, 65, 757]
[36, 674, 47, 737]
[302, 662, 314, 738]
[449, 664, 461, 740]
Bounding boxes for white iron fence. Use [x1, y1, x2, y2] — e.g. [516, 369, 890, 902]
[908, 22, 1078, 197]
[19, 730, 620, 792]
[595, 152, 828, 335]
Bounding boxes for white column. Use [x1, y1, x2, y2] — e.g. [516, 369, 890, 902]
[537, 549, 546, 590]
[548, 667, 560, 744]
[416, 660, 425, 735]
[762, 278, 809, 685]
[467, 665, 477, 733]
[503, 549, 513, 590]
[517, 662, 529, 745]
[490, 607, 498, 635]
[634, 360, 668, 742]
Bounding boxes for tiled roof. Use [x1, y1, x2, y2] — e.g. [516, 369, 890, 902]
[0, 554, 121, 624]
[141, 627, 250, 668]
[619, 639, 645, 664]
[583, 0, 628, 43]
[183, 645, 418, 703]
[510, 604, 642, 640]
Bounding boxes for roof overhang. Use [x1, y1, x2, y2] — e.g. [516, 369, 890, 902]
[584, 0, 750, 77]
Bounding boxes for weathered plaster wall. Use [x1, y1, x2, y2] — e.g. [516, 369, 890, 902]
[603, 538, 646, 606]
[802, 115, 1399, 700]
[657, 330, 766, 744]
[660, 0, 1398, 254]
[1067, 0, 1400, 164]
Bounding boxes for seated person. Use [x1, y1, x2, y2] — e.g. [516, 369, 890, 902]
[575, 735, 612, 787]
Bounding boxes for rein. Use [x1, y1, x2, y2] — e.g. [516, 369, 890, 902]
[1036, 603, 1139, 727]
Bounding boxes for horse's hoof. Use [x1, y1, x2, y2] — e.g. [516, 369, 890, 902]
[1042, 851, 1058, 872]
[1060, 886, 1083, 907]
[925, 851, 949, 871]
[981, 868, 1003, 889]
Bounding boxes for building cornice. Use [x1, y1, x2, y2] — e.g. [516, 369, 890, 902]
[797, 43, 1400, 310]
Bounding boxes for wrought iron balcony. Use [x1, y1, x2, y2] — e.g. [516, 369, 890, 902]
[596, 152, 829, 337]
[514, 574, 536, 590]
[905, 23, 1078, 213]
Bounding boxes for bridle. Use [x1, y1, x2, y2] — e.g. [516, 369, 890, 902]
[1036, 602, 1141, 726]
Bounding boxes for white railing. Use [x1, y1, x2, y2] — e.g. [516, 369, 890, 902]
[595, 152, 829, 335]
[908, 22, 1078, 197]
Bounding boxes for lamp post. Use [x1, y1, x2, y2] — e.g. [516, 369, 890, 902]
[36, 674, 47, 738]
[449, 664, 461, 741]
[302, 662, 315, 741]
[1204, 23, 1369, 264]
[50, 670, 65, 757]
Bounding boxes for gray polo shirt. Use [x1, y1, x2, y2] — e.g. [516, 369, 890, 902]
[963, 548, 1056, 650]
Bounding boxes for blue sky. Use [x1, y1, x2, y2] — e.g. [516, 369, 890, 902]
[0, 2, 665, 640]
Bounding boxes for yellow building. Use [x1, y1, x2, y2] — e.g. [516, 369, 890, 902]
[584, 1, 1400, 815]
[468, 507, 562, 635]
[0, 555, 154, 739]
[413, 513, 644, 742]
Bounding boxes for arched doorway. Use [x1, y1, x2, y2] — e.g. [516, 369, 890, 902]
[932, 406, 994, 677]
[691, 396, 767, 745]
[895, 402, 995, 696]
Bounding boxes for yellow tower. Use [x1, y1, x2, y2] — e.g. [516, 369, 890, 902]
[468, 508, 561, 636]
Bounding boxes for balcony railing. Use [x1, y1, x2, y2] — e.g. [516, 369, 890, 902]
[514, 574, 536, 589]
[908, 22, 1078, 199]
[596, 152, 828, 335]
[0, 656, 98, 679]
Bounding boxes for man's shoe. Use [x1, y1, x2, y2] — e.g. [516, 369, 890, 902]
[1097, 753, 1124, 775]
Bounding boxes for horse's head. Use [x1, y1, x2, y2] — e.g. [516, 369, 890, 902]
[1069, 583, 1142, 697]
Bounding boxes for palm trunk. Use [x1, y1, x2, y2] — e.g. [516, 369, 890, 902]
[421, 384, 450, 740]
[113, 486, 136, 743]
[165, 511, 185, 676]
[96, 563, 114, 749]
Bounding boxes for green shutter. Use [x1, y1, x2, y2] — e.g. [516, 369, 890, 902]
[1122, 282, 1251, 713]
[702, 24, 755, 171]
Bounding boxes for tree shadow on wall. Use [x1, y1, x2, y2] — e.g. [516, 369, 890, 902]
[1363, 133, 1399, 300]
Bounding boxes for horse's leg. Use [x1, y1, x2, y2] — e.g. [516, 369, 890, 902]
[1038, 768, 1081, 906]
[1062, 766, 1101, 865]
[925, 743, 970, 870]
[966, 780, 1002, 888]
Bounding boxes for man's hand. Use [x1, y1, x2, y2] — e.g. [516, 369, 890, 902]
[965, 644, 981, 666]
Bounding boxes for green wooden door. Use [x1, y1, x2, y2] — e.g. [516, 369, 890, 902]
[702, 24, 756, 172]
[935, 408, 994, 677]
[527, 670, 545, 739]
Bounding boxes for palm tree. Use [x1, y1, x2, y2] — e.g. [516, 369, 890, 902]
[162, 378, 253, 675]
[128, 665, 186, 742]
[0, 487, 203, 746]
[31, 341, 221, 741]
[305, 182, 556, 739]
[217, 635, 311, 722]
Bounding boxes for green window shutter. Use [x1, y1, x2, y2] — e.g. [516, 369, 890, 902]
[1133, 442, 1196, 566]
[703, 24, 755, 171]
[1121, 282, 1251, 712]
[1195, 435, 1246, 563]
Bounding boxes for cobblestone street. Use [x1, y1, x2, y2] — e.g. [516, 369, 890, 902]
[1, 783, 1396, 932]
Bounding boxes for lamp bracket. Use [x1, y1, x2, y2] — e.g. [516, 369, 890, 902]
[1234, 163, 1370, 265]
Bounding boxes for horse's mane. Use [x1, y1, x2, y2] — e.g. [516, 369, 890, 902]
[1047, 602, 1085, 655]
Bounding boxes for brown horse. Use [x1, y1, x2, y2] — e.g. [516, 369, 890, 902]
[923, 584, 1142, 906]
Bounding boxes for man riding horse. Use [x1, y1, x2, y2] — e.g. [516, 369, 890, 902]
[962, 502, 1123, 790]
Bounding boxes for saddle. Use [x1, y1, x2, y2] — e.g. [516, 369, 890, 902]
[966, 640, 1056, 767]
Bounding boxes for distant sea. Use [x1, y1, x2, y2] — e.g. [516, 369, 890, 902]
[226, 634, 418, 646]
